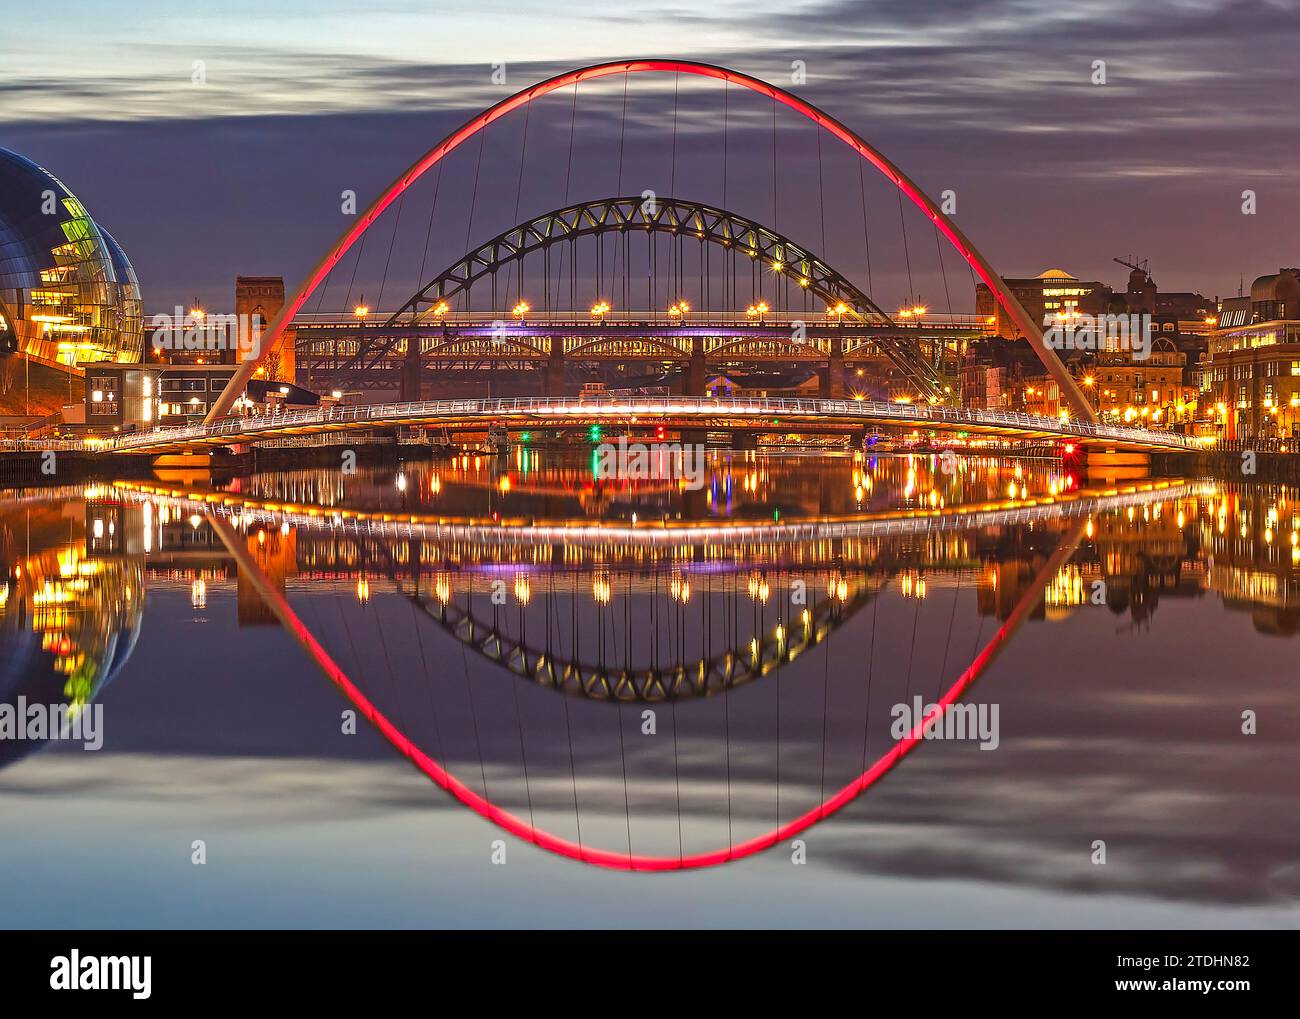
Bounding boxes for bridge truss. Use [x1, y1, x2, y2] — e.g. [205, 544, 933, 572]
[296, 196, 963, 401]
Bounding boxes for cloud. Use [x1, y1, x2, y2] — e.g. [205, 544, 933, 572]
[2, 0, 1295, 304]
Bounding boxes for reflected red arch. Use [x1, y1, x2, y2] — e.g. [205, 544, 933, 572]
[207, 59, 1095, 424]
[211, 513, 1084, 871]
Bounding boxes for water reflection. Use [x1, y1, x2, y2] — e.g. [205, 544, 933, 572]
[2, 458, 1299, 911]
[0, 498, 142, 767]
[219, 450, 1085, 524]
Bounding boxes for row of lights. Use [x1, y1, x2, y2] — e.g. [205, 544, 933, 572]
[354, 298, 450, 319]
[352, 297, 880, 322]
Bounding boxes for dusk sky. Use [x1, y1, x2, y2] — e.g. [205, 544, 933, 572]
[3, 0, 1297, 312]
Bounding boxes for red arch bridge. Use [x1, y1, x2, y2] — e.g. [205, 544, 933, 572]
[193, 58, 1113, 430]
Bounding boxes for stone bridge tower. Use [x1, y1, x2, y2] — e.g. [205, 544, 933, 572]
[235, 276, 294, 382]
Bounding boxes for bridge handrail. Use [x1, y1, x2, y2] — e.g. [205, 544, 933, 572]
[100, 395, 1203, 453]
[0, 438, 95, 452]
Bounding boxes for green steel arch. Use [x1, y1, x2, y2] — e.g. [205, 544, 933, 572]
[348, 196, 947, 399]
[391, 195, 893, 324]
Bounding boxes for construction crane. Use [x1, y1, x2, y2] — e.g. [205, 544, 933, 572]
[1113, 256, 1150, 276]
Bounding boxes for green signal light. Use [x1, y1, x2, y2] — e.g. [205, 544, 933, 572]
[520, 432, 531, 443]
[588, 425, 603, 442]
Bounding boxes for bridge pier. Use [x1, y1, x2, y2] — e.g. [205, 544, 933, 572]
[821, 337, 846, 398]
[686, 338, 707, 397]
[545, 336, 566, 397]
[400, 338, 422, 402]
[686, 352, 707, 396]
[682, 486, 707, 520]
[1083, 448, 1150, 481]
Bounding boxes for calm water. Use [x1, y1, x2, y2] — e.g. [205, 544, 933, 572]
[2, 452, 1298, 928]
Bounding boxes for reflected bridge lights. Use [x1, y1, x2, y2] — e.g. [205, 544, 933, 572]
[513, 574, 531, 605]
[669, 572, 691, 604]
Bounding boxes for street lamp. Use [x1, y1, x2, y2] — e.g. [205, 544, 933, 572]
[512, 300, 531, 321]
[590, 300, 611, 320]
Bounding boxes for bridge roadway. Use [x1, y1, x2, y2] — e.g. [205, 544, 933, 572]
[293, 310, 987, 347]
[104, 395, 1201, 455]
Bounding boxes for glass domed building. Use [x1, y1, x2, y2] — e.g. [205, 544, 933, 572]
[0, 146, 143, 367]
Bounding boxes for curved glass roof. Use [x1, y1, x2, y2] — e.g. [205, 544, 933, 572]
[0, 146, 143, 366]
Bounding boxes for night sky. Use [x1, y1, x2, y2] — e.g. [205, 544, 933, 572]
[2, 0, 1297, 314]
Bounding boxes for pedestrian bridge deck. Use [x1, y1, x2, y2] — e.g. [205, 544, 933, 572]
[102, 396, 1202, 455]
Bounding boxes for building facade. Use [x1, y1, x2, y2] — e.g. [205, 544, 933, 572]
[1200, 269, 1300, 439]
[975, 268, 1107, 339]
[83, 362, 320, 432]
[1084, 340, 1191, 427]
[84, 364, 239, 431]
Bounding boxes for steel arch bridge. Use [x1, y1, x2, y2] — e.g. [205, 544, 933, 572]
[206, 58, 1097, 426]
[296, 195, 953, 400]
[408, 570, 885, 703]
[395, 197, 895, 326]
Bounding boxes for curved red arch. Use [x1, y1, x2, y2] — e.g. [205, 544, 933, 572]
[212, 513, 1084, 871]
[207, 59, 1095, 424]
